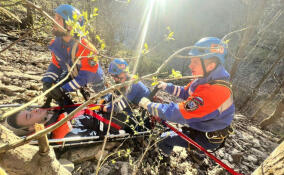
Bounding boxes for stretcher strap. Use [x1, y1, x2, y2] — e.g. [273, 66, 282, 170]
[84, 109, 122, 130]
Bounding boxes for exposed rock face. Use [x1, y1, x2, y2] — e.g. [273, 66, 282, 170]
[60, 142, 118, 163]
[252, 141, 284, 175]
[0, 125, 71, 175]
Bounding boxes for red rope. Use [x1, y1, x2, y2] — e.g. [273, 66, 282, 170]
[162, 121, 243, 175]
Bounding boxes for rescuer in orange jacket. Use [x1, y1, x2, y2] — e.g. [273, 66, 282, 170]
[139, 37, 235, 155]
[42, 5, 105, 106]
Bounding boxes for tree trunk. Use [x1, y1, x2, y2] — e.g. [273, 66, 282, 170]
[252, 141, 284, 175]
[230, 0, 267, 80]
[0, 125, 71, 175]
[26, 5, 33, 28]
[260, 98, 284, 128]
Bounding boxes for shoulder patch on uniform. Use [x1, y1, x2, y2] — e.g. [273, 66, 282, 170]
[184, 97, 204, 112]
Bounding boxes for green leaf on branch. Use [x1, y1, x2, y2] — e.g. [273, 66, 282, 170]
[101, 42, 106, 50]
[91, 8, 99, 18]
[151, 76, 159, 86]
[224, 39, 230, 44]
[72, 13, 78, 21]
[169, 69, 182, 78]
[129, 158, 133, 165]
[82, 11, 88, 22]
[127, 148, 131, 154]
[166, 26, 175, 41]
[125, 115, 130, 123]
[96, 35, 106, 51]
[132, 74, 139, 83]
[142, 42, 149, 54]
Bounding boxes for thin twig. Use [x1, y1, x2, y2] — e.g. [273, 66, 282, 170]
[0, 6, 22, 23]
[143, 75, 202, 82]
[95, 93, 115, 175]
[0, 30, 31, 54]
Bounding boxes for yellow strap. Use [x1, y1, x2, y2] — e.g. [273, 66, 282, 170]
[89, 106, 101, 111]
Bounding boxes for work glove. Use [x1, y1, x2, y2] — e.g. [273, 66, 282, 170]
[42, 82, 66, 105]
[49, 86, 66, 102]
[42, 82, 52, 92]
[157, 81, 167, 90]
[139, 97, 151, 110]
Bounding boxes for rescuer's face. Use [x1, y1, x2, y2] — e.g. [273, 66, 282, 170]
[112, 72, 127, 84]
[189, 57, 204, 76]
[52, 14, 66, 37]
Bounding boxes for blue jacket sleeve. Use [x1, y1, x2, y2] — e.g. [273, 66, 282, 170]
[164, 83, 189, 100]
[62, 70, 93, 91]
[146, 102, 218, 124]
[146, 102, 187, 124]
[106, 97, 129, 113]
[105, 82, 150, 113]
[42, 63, 62, 83]
[62, 67, 104, 92]
[126, 82, 150, 105]
[103, 93, 113, 103]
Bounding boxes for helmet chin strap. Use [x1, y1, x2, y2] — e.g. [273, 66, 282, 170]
[200, 58, 220, 78]
[200, 59, 208, 77]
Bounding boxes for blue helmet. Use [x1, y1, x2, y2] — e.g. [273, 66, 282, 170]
[55, 4, 84, 26]
[109, 58, 129, 75]
[188, 37, 227, 65]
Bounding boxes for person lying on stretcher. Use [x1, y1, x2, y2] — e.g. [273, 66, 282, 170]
[3, 58, 151, 139]
[2, 105, 132, 139]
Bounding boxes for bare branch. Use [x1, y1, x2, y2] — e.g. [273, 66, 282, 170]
[0, 6, 22, 23]
[95, 94, 115, 175]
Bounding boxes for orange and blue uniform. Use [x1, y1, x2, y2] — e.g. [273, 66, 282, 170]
[146, 65, 234, 132]
[147, 65, 234, 154]
[42, 37, 104, 92]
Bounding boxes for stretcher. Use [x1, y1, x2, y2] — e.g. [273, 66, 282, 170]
[29, 131, 150, 148]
